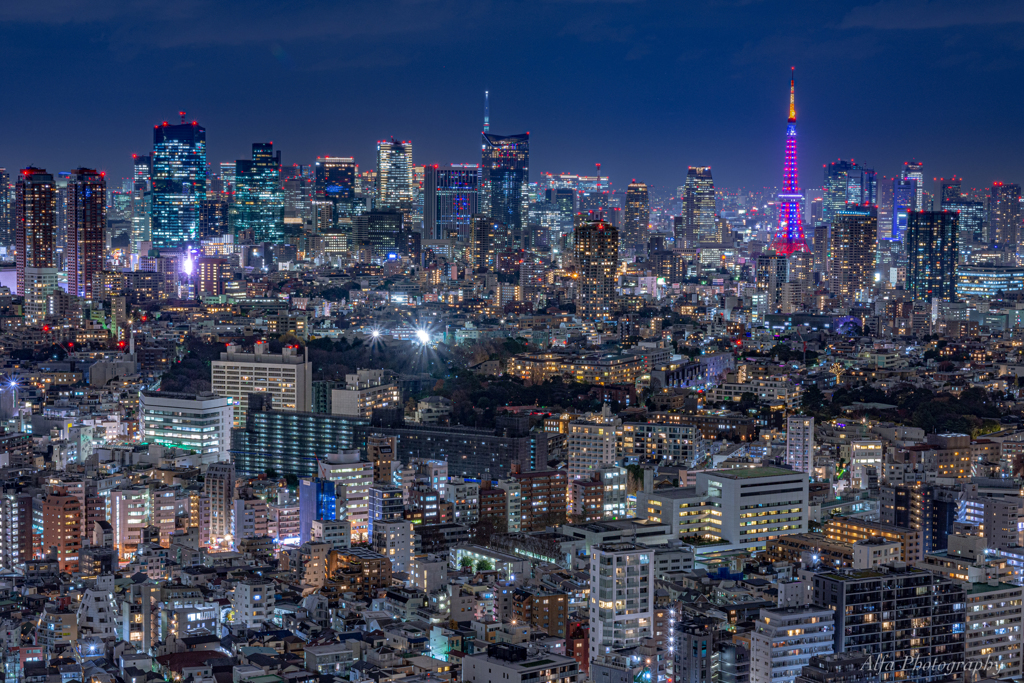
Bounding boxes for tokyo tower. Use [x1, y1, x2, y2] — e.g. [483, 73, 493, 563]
[774, 68, 808, 255]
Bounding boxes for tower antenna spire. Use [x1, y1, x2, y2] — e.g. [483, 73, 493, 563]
[484, 91, 490, 134]
[788, 68, 796, 123]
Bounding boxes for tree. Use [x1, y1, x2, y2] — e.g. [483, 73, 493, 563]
[459, 557, 475, 571]
[476, 559, 494, 572]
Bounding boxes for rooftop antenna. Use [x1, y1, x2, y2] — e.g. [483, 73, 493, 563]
[483, 91, 490, 134]
[179, 111, 186, 124]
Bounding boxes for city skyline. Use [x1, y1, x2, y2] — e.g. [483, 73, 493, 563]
[1, 1, 1023, 192]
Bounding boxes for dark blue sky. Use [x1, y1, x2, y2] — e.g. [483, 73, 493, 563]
[2, 0, 1022, 196]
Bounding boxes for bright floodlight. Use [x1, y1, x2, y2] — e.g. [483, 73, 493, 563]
[183, 255, 194, 276]
[416, 329, 430, 344]
[371, 330, 380, 338]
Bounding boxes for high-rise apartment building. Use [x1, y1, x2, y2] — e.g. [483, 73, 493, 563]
[43, 489, 82, 573]
[750, 606, 834, 683]
[574, 220, 618, 319]
[829, 206, 877, 300]
[965, 581, 1023, 679]
[151, 120, 207, 248]
[589, 543, 655, 663]
[317, 450, 374, 543]
[211, 341, 312, 427]
[683, 167, 715, 247]
[623, 182, 650, 253]
[498, 467, 568, 533]
[567, 407, 621, 504]
[786, 416, 814, 475]
[233, 143, 284, 242]
[15, 167, 58, 324]
[812, 565, 965, 683]
[989, 182, 1022, 251]
[66, 168, 106, 299]
[906, 211, 959, 303]
[482, 132, 529, 238]
[470, 214, 497, 271]
[314, 156, 357, 221]
[204, 463, 235, 544]
[424, 164, 479, 242]
[376, 139, 414, 214]
[891, 177, 916, 241]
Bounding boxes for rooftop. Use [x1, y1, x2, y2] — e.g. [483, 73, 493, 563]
[706, 466, 801, 480]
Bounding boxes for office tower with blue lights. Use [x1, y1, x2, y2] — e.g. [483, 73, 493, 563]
[892, 177, 916, 241]
[150, 119, 207, 249]
[232, 143, 284, 243]
[906, 211, 959, 303]
[482, 132, 529, 242]
[0, 169, 10, 248]
[989, 182, 1022, 252]
[299, 477, 337, 545]
[623, 182, 650, 254]
[66, 168, 106, 299]
[823, 160, 877, 224]
[424, 164, 479, 242]
[682, 166, 715, 247]
[774, 69, 808, 255]
[314, 157, 357, 223]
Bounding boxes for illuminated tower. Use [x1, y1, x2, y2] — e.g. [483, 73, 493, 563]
[151, 117, 206, 249]
[774, 69, 808, 255]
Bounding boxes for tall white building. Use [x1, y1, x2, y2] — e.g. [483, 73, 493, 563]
[750, 606, 834, 683]
[139, 390, 232, 459]
[589, 542, 655, 664]
[318, 450, 373, 543]
[211, 341, 312, 427]
[371, 519, 414, 573]
[785, 416, 814, 475]
[445, 477, 480, 525]
[567, 405, 621, 507]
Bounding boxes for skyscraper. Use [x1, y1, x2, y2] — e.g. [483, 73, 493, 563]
[424, 164, 479, 242]
[376, 139, 414, 214]
[989, 182, 1022, 251]
[902, 161, 925, 211]
[470, 214, 497, 271]
[481, 132, 529, 239]
[623, 182, 650, 253]
[682, 166, 715, 247]
[314, 157, 357, 222]
[15, 168, 57, 324]
[130, 155, 152, 252]
[151, 119, 207, 249]
[906, 211, 959, 303]
[937, 177, 962, 207]
[232, 143, 284, 242]
[574, 220, 618, 319]
[892, 176, 916, 241]
[823, 160, 877, 223]
[66, 169, 106, 299]
[0, 169, 11, 248]
[774, 69, 808, 255]
[829, 205, 877, 300]
[352, 210, 405, 259]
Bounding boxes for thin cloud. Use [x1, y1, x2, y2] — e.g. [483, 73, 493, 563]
[840, 0, 1024, 30]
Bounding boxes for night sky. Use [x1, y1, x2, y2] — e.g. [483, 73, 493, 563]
[2, 0, 1022, 196]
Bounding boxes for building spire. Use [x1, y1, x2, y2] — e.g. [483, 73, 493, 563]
[484, 91, 490, 134]
[788, 68, 796, 123]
